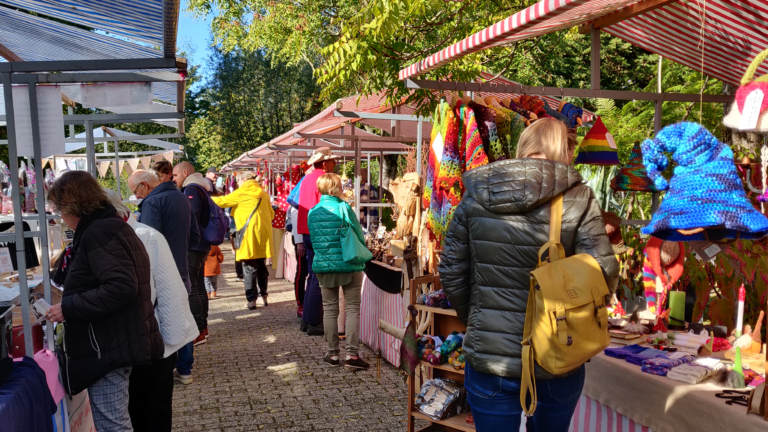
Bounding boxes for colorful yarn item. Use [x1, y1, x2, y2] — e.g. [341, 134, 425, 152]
[574, 117, 619, 166]
[518, 95, 548, 119]
[469, 102, 502, 163]
[543, 100, 570, 127]
[560, 103, 583, 129]
[642, 252, 661, 315]
[610, 142, 659, 192]
[488, 101, 512, 161]
[455, 102, 489, 171]
[641, 122, 768, 241]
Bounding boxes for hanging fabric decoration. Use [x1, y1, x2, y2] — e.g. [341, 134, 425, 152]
[723, 48, 768, 131]
[109, 161, 118, 179]
[139, 156, 153, 169]
[128, 158, 140, 173]
[123, 161, 134, 177]
[455, 102, 489, 171]
[574, 117, 620, 166]
[97, 161, 110, 178]
[642, 122, 768, 241]
[163, 151, 175, 162]
[610, 142, 659, 192]
[642, 237, 685, 315]
[468, 101, 501, 163]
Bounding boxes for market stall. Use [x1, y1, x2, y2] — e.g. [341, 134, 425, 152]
[392, 0, 768, 431]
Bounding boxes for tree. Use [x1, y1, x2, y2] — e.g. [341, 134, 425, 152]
[182, 47, 323, 170]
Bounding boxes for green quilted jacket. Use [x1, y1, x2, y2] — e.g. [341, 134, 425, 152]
[308, 195, 367, 274]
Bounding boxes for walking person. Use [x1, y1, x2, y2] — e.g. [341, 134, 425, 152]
[297, 147, 340, 336]
[308, 173, 371, 369]
[46, 172, 163, 432]
[173, 162, 213, 345]
[205, 245, 224, 298]
[103, 190, 198, 432]
[438, 118, 619, 431]
[213, 171, 274, 310]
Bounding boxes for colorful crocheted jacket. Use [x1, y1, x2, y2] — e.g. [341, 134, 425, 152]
[468, 102, 501, 163]
[430, 102, 462, 246]
[456, 102, 489, 171]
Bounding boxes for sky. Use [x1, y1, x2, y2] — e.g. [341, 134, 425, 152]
[177, 0, 214, 74]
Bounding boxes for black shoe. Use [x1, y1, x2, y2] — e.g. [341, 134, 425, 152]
[344, 356, 370, 370]
[323, 353, 340, 367]
[306, 323, 325, 336]
[300, 320, 308, 332]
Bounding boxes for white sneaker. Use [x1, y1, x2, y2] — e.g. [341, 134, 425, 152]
[256, 297, 265, 307]
[173, 369, 193, 385]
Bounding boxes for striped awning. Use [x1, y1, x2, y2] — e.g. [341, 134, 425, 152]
[398, 0, 642, 80]
[605, 0, 768, 87]
[0, 1, 164, 46]
[0, 6, 176, 104]
[398, 0, 768, 88]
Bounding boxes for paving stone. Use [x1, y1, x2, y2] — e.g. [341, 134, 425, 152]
[172, 243, 409, 431]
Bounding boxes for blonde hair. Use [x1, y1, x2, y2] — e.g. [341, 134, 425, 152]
[516, 118, 571, 164]
[237, 171, 257, 183]
[103, 189, 131, 219]
[317, 173, 342, 198]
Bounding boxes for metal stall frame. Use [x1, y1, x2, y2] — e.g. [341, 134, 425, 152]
[1, 59, 185, 356]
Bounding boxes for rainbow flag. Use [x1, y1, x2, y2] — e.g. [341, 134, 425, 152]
[574, 117, 620, 165]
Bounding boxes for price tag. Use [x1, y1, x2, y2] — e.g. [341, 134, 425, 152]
[0, 247, 13, 273]
[605, 132, 617, 149]
[740, 89, 764, 130]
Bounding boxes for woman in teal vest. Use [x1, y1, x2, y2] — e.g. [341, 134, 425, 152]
[307, 173, 370, 370]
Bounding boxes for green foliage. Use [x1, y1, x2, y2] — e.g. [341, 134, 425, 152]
[183, 48, 323, 170]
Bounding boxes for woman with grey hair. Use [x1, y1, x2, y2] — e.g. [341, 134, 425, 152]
[103, 189, 198, 430]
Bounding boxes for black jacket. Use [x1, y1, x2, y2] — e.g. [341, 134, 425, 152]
[439, 159, 619, 379]
[138, 181, 197, 292]
[183, 182, 212, 253]
[59, 205, 163, 395]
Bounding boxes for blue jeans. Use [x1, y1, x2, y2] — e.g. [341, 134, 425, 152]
[302, 236, 323, 326]
[465, 363, 585, 432]
[176, 342, 194, 375]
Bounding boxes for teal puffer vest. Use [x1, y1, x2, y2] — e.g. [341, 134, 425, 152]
[308, 195, 367, 274]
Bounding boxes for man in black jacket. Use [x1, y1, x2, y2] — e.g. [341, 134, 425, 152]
[174, 162, 212, 348]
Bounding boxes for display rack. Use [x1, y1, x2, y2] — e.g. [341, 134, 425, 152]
[407, 275, 472, 432]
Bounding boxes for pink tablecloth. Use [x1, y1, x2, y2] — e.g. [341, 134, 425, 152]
[570, 395, 652, 432]
[359, 275, 405, 366]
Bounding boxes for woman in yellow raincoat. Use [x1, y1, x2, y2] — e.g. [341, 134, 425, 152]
[213, 171, 274, 309]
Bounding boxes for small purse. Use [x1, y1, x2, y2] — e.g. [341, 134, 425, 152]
[233, 198, 261, 250]
[338, 202, 372, 265]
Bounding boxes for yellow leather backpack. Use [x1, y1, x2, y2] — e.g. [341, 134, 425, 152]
[520, 194, 611, 415]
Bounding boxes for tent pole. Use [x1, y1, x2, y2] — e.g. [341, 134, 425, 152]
[590, 26, 601, 90]
[416, 117, 423, 176]
[114, 138, 120, 194]
[85, 120, 96, 177]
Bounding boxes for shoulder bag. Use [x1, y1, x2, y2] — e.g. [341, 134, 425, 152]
[233, 198, 262, 250]
[520, 194, 611, 416]
[337, 201, 372, 264]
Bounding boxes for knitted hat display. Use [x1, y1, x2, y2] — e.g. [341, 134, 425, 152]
[641, 122, 768, 241]
[574, 117, 620, 166]
[610, 142, 659, 192]
[723, 48, 768, 132]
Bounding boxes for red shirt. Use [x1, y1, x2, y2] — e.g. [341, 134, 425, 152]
[297, 168, 325, 235]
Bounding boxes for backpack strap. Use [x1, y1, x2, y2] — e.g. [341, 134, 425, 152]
[520, 194, 565, 417]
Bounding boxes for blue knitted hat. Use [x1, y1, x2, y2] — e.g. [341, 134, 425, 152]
[641, 122, 768, 241]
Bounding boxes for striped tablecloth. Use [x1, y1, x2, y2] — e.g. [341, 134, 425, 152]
[569, 395, 652, 432]
[359, 275, 405, 366]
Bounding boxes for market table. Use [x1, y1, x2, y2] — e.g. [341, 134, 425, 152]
[583, 352, 766, 432]
[359, 275, 405, 366]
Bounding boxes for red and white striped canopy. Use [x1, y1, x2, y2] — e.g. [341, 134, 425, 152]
[399, 0, 768, 88]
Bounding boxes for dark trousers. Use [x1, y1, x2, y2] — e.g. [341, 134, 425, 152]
[243, 258, 269, 301]
[294, 242, 308, 317]
[235, 260, 244, 279]
[128, 353, 177, 432]
[302, 236, 323, 326]
[188, 249, 210, 331]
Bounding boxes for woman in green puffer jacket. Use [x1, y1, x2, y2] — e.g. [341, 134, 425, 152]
[307, 173, 370, 370]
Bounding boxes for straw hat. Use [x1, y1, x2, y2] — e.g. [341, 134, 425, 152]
[307, 147, 341, 165]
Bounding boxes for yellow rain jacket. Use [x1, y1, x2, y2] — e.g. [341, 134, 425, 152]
[212, 180, 274, 261]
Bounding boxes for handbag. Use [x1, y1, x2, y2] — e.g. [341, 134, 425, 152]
[520, 194, 611, 415]
[233, 198, 261, 250]
[338, 201, 372, 264]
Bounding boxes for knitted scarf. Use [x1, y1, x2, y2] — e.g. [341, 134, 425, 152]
[456, 102, 489, 171]
[431, 101, 462, 247]
[488, 101, 512, 161]
[468, 102, 501, 163]
[642, 252, 668, 316]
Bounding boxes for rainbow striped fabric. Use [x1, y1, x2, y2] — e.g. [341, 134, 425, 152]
[575, 117, 620, 166]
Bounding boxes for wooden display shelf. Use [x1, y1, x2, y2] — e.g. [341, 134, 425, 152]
[420, 360, 464, 375]
[412, 411, 475, 432]
[414, 304, 457, 316]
